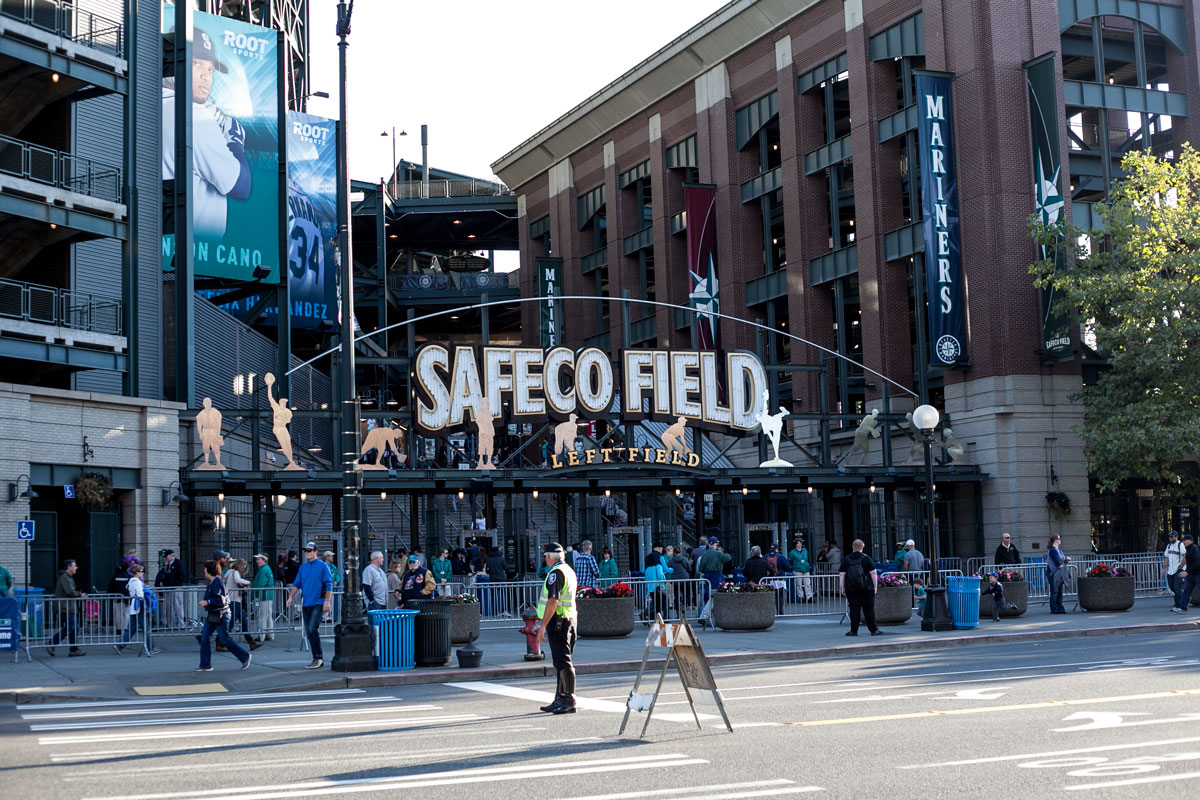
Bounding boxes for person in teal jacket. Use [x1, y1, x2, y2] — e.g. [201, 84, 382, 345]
[250, 554, 275, 641]
[0, 562, 12, 596]
[432, 548, 453, 591]
[598, 548, 619, 588]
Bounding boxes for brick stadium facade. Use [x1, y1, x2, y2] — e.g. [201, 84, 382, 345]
[493, 0, 1200, 559]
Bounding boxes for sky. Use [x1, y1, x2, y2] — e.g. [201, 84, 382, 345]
[304, 0, 731, 188]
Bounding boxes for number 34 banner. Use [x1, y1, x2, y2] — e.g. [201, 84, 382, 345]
[282, 110, 338, 329]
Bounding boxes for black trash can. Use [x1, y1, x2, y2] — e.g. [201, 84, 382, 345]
[404, 599, 452, 667]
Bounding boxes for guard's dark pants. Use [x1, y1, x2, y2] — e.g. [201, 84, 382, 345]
[846, 588, 877, 633]
[547, 614, 577, 704]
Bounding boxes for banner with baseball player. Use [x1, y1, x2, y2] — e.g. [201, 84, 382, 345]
[280, 111, 338, 328]
[161, 4, 281, 282]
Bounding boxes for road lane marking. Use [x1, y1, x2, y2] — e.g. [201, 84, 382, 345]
[1065, 769, 1200, 791]
[22, 696, 401, 721]
[903, 735, 1200, 768]
[591, 658, 1196, 701]
[38, 714, 483, 745]
[48, 725, 550, 762]
[789, 689, 1200, 727]
[29, 704, 441, 731]
[60, 738, 606, 778]
[133, 684, 226, 696]
[1054, 711, 1200, 731]
[82, 753, 707, 800]
[562, 783, 822, 800]
[29, 689, 367, 711]
[446, 680, 719, 723]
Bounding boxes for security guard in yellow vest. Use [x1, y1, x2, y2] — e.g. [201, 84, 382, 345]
[535, 541, 578, 714]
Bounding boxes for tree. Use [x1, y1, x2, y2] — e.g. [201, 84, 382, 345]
[1030, 145, 1200, 549]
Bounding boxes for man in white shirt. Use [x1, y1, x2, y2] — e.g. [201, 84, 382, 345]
[362, 551, 388, 611]
[1164, 530, 1187, 611]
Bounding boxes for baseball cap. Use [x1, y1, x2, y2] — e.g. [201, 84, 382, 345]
[407, 554, 420, 562]
[303, 541, 317, 551]
[322, 550, 334, 558]
[543, 542, 565, 554]
[1168, 530, 1179, 537]
[905, 539, 916, 547]
[164, 549, 175, 556]
[286, 550, 297, 558]
[191, 27, 229, 73]
[213, 549, 230, 560]
[708, 536, 719, 545]
[253, 553, 267, 561]
[989, 572, 999, 578]
[1184, 533, 1195, 542]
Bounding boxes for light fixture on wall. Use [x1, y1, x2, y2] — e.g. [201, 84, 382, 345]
[531, 489, 539, 499]
[675, 488, 681, 497]
[299, 491, 307, 501]
[380, 490, 387, 500]
[604, 489, 611, 498]
[217, 492, 225, 502]
[807, 485, 814, 495]
[8, 474, 38, 502]
[160, 480, 189, 506]
[457, 490, 465, 500]
[742, 486, 749, 496]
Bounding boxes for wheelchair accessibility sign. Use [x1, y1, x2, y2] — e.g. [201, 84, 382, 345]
[16, 520, 34, 541]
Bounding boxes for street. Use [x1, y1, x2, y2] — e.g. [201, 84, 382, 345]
[0, 631, 1197, 799]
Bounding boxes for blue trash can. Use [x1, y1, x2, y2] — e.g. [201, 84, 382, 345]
[474, 575, 491, 616]
[12, 587, 44, 638]
[947, 576, 980, 629]
[368, 609, 418, 671]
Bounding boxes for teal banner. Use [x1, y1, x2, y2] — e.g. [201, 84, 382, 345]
[1025, 52, 1072, 358]
[161, 4, 280, 281]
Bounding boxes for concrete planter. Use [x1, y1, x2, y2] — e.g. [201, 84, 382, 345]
[1078, 576, 1135, 612]
[449, 602, 480, 646]
[875, 585, 914, 625]
[577, 596, 636, 638]
[978, 579, 1028, 618]
[712, 590, 776, 631]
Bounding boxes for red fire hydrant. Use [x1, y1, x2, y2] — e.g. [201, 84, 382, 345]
[519, 604, 545, 661]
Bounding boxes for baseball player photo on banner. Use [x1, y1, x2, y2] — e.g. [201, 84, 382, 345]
[161, 3, 280, 281]
[282, 111, 338, 328]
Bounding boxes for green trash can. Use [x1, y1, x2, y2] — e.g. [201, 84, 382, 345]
[404, 599, 452, 667]
[947, 576, 980, 629]
[368, 609, 418, 671]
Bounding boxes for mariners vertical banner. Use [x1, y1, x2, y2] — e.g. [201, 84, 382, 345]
[1025, 53, 1071, 358]
[283, 111, 338, 328]
[916, 72, 967, 366]
[684, 185, 720, 350]
[161, 4, 281, 281]
[535, 257, 564, 348]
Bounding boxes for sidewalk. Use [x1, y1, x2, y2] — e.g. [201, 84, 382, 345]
[2, 595, 1196, 703]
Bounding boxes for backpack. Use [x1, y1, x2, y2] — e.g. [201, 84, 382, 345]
[844, 557, 868, 591]
[108, 572, 131, 597]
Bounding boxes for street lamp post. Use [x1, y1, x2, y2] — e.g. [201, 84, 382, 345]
[913, 404, 953, 632]
[331, 0, 373, 672]
[380, 127, 406, 197]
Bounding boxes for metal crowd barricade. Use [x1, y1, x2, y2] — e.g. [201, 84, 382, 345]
[1071, 556, 1166, 597]
[25, 593, 149, 661]
[472, 580, 542, 628]
[468, 577, 710, 629]
[763, 569, 965, 622]
[974, 562, 1082, 607]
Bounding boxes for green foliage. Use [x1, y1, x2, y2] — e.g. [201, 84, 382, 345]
[1029, 145, 1200, 502]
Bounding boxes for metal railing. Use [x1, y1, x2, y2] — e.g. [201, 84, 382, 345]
[467, 577, 710, 629]
[22, 593, 151, 660]
[0, 277, 122, 335]
[390, 178, 511, 200]
[762, 569, 965, 620]
[0, 0, 124, 57]
[0, 133, 123, 202]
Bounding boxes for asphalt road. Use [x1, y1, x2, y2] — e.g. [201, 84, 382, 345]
[1, 631, 1197, 799]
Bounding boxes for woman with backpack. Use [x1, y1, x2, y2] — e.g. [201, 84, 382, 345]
[196, 560, 251, 672]
[642, 550, 672, 620]
[224, 559, 261, 650]
[115, 564, 158, 655]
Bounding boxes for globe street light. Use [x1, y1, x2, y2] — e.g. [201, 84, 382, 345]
[913, 404, 953, 631]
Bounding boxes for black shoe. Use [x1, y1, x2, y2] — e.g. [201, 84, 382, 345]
[870, 630, 883, 636]
[552, 703, 577, 715]
[845, 631, 858, 637]
[540, 697, 564, 713]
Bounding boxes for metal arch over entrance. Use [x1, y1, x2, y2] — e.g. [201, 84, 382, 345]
[286, 293, 920, 401]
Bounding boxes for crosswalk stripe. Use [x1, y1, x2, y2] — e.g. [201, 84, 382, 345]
[30, 704, 440, 731]
[28, 688, 366, 711]
[562, 780, 801, 800]
[22, 696, 399, 721]
[39, 714, 483, 745]
[446, 680, 719, 723]
[82, 754, 704, 800]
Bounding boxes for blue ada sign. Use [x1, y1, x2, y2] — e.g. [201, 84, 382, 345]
[16, 520, 34, 541]
[63, 484, 75, 499]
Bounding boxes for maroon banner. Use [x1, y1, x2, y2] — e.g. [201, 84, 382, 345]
[684, 185, 720, 350]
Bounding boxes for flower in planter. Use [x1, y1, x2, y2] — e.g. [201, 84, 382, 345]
[877, 573, 909, 587]
[579, 582, 634, 599]
[997, 569, 1025, 583]
[1086, 562, 1131, 578]
[448, 594, 478, 604]
[1045, 491, 1071, 517]
[716, 580, 773, 593]
[75, 471, 113, 505]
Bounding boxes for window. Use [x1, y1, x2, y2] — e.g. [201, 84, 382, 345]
[639, 248, 656, 304]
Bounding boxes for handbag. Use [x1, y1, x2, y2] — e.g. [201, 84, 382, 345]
[206, 608, 224, 625]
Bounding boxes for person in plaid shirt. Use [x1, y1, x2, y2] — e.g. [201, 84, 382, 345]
[573, 540, 599, 588]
